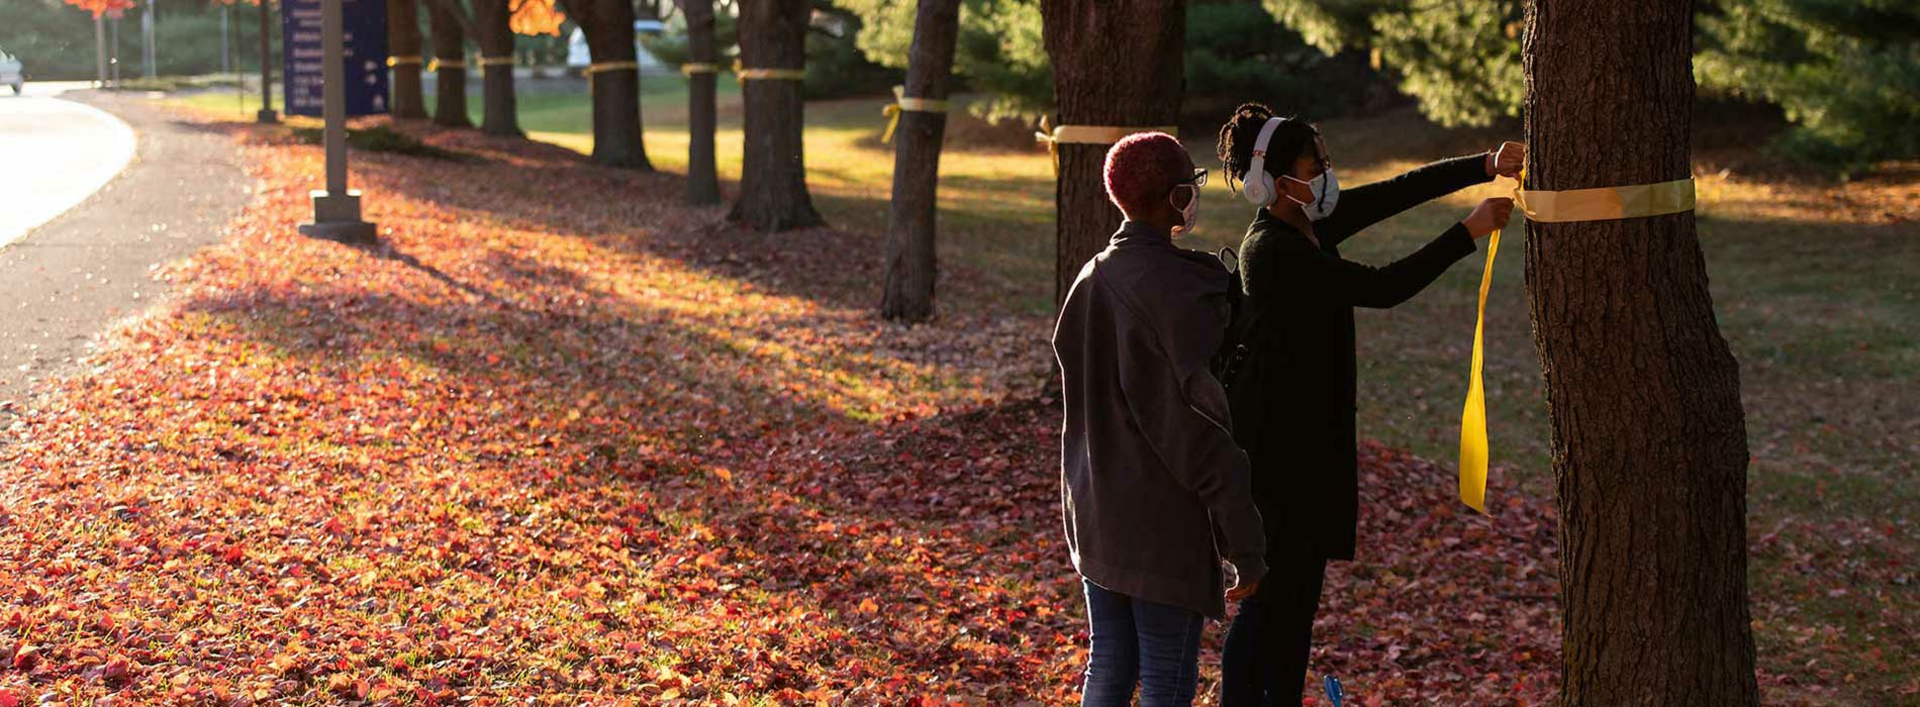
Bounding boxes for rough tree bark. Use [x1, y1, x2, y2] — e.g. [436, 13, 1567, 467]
[727, 0, 823, 231]
[387, 0, 428, 119]
[427, 0, 472, 127]
[878, 0, 961, 322]
[684, 0, 721, 205]
[564, 0, 650, 168]
[1039, 0, 1185, 305]
[1522, 1, 1760, 705]
[471, 0, 521, 137]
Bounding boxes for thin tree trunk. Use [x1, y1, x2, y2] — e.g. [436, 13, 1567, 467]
[427, 0, 472, 127]
[576, 0, 650, 168]
[1522, 0, 1759, 704]
[388, 0, 427, 119]
[727, 0, 823, 231]
[1040, 0, 1185, 305]
[685, 0, 721, 205]
[472, 0, 521, 136]
[878, 0, 961, 322]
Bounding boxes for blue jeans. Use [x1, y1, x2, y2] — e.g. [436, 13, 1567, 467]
[1080, 578, 1206, 707]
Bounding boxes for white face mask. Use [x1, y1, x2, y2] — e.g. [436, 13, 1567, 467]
[1284, 167, 1340, 220]
[1170, 184, 1201, 236]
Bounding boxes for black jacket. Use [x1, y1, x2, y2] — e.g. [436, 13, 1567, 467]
[1232, 154, 1492, 561]
[1053, 221, 1267, 619]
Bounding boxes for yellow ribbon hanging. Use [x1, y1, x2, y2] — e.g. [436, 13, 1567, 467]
[881, 85, 950, 143]
[1457, 168, 1697, 514]
[680, 62, 719, 77]
[733, 59, 806, 81]
[428, 58, 467, 71]
[478, 55, 516, 67]
[386, 55, 424, 67]
[1033, 117, 1179, 174]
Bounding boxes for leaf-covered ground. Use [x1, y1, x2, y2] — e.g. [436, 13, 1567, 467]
[0, 108, 1909, 705]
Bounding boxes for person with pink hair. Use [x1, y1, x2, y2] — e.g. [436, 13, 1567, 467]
[1052, 132, 1268, 706]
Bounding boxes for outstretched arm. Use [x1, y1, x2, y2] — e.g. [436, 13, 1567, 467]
[1314, 151, 1501, 247]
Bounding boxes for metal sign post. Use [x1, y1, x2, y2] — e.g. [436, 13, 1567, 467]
[294, 0, 379, 243]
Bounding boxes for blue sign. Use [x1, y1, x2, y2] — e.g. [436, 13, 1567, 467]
[282, 0, 389, 117]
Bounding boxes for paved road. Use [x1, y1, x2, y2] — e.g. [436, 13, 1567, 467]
[0, 82, 138, 248]
[0, 89, 246, 418]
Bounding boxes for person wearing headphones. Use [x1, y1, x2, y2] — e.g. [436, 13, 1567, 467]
[1210, 102, 1521, 705]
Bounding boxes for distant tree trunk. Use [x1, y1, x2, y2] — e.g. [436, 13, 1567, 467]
[1040, 0, 1185, 304]
[684, 0, 721, 205]
[727, 0, 823, 231]
[568, 0, 650, 168]
[878, 0, 961, 322]
[427, 0, 472, 127]
[471, 0, 521, 136]
[1523, 1, 1760, 705]
[388, 0, 428, 119]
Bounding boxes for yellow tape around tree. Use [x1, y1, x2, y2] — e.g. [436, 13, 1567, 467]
[584, 60, 639, 76]
[733, 59, 805, 81]
[387, 55, 423, 67]
[1033, 117, 1179, 174]
[680, 62, 719, 77]
[479, 55, 516, 67]
[1457, 168, 1696, 515]
[882, 85, 949, 143]
[429, 58, 466, 71]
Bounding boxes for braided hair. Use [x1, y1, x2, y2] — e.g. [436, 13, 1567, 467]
[1215, 102, 1320, 196]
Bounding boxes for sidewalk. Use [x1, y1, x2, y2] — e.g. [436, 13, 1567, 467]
[0, 90, 245, 415]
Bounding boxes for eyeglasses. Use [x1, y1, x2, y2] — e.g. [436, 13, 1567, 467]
[1180, 167, 1209, 187]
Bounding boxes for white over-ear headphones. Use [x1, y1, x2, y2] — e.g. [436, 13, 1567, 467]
[1239, 117, 1285, 207]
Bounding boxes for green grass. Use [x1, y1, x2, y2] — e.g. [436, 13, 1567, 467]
[167, 79, 1917, 704]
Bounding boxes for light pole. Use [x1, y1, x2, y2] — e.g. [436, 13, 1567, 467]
[110, 16, 121, 85]
[141, 0, 155, 79]
[295, 0, 376, 243]
[221, 6, 231, 75]
[258, 0, 278, 123]
[95, 15, 108, 87]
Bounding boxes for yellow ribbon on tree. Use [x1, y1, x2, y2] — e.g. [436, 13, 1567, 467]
[479, 55, 516, 67]
[429, 58, 467, 71]
[584, 60, 639, 76]
[1033, 117, 1179, 174]
[1457, 168, 1697, 515]
[681, 62, 719, 77]
[881, 85, 949, 143]
[1515, 176, 1695, 223]
[733, 59, 805, 81]
[387, 55, 424, 67]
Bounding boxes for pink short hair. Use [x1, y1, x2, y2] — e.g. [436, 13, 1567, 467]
[1104, 132, 1188, 217]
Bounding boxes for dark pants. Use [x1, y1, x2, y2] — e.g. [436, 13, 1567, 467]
[1219, 553, 1329, 706]
[1080, 578, 1206, 707]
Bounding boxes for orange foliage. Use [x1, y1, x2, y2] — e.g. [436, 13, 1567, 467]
[62, 0, 137, 18]
[509, 0, 566, 36]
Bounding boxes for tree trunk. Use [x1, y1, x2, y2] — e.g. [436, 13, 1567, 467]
[1522, 1, 1760, 705]
[388, 0, 427, 119]
[727, 0, 823, 231]
[574, 0, 650, 168]
[684, 0, 721, 205]
[427, 0, 472, 127]
[878, 0, 961, 322]
[1040, 0, 1185, 305]
[472, 0, 521, 137]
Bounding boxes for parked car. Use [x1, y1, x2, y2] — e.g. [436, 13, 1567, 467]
[0, 48, 24, 95]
